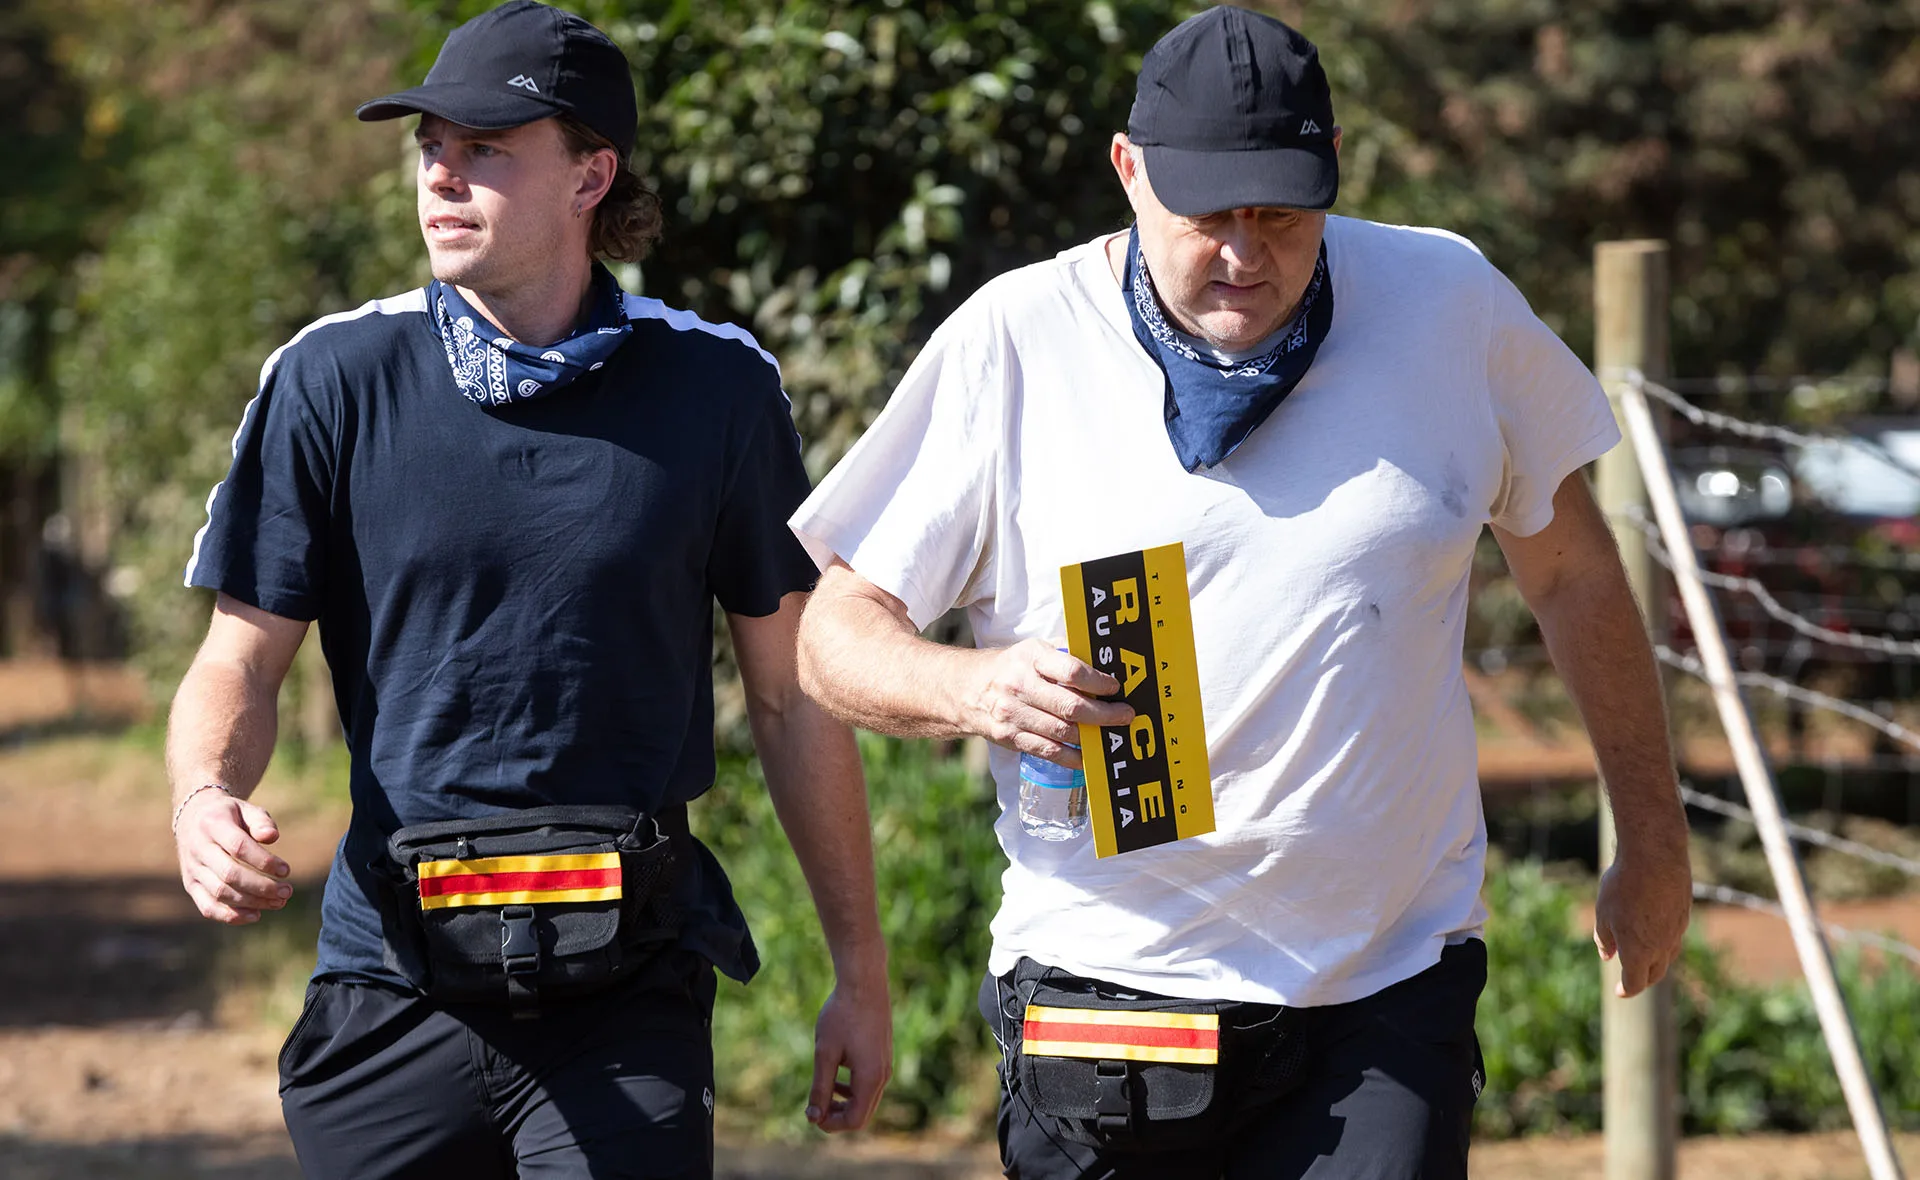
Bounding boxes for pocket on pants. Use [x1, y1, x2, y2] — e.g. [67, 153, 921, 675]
[277, 981, 331, 1091]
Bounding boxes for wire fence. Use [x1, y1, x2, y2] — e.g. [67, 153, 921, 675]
[1616, 507, 1920, 660]
[1655, 645, 1920, 755]
[1692, 881, 1920, 971]
[1478, 368, 1920, 992]
[1609, 368, 1920, 487]
[1680, 782, 1920, 879]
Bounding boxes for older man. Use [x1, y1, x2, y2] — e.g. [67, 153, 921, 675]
[166, 3, 890, 1176]
[791, 7, 1688, 1178]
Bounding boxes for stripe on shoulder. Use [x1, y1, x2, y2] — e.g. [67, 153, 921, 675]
[183, 289, 427, 589]
[620, 293, 788, 406]
[256, 288, 428, 390]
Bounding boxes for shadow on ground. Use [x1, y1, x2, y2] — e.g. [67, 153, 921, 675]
[0, 1134, 300, 1180]
[0, 875, 324, 1029]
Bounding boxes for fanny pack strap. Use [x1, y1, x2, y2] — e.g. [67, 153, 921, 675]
[503, 904, 542, 1017]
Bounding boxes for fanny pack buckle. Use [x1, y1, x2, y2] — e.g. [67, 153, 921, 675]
[1094, 1059, 1131, 1133]
[500, 906, 540, 976]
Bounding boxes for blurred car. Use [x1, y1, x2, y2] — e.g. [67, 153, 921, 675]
[1665, 425, 1920, 752]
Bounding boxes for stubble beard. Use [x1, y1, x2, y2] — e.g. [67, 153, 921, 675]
[426, 241, 496, 294]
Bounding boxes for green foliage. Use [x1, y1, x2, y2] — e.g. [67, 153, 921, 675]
[695, 734, 1004, 1134]
[1475, 859, 1606, 1135]
[17, 0, 1920, 672]
[405, 0, 1192, 478]
[1286, 0, 1920, 380]
[1474, 856, 1920, 1138]
[38, 0, 426, 677]
[205, 735, 1920, 1140]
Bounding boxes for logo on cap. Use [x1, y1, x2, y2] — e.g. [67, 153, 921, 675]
[507, 74, 541, 93]
[1300, 117, 1322, 135]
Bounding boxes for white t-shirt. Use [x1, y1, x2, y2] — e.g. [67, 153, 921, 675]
[790, 216, 1620, 1006]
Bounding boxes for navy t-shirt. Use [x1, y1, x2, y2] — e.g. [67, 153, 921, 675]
[185, 287, 819, 985]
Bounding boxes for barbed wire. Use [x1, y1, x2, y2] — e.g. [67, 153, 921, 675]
[1664, 376, 1892, 395]
[1671, 546, 1920, 574]
[1471, 640, 1920, 669]
[1612, 368, 1920, 485]
[1655, 645, 1920, 755]
[1614, 508, 1920, 660]
[1680, 783, 1920, 879]
[1692, 881, 1920, 971]
[1602, 367, 1920, 487]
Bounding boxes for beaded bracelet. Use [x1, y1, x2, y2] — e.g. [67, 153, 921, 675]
[171, 783, 233, 835]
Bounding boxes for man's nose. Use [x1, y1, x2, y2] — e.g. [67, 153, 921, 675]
[423, 158, 464, 193]
[1217, 211, 1265, 271]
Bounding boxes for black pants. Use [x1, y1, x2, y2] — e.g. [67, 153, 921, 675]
[280, 950, 717, 1180]
[983, 941, 1487, 1180]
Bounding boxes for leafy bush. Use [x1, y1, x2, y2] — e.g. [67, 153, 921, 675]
[217, 735, 1920, 1140]
[1476, 859, 1606, 1135]
[1476, 856, 1920, 1137]
[695, 734, 1004, 1135]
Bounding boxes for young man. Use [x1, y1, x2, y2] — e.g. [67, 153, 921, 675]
[167, 4, 890, 1176]
[791, 7, 1689, 1178]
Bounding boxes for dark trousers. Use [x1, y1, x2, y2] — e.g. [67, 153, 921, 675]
[983, 940, 1487, 1180]
[280, 950, 717, 1180]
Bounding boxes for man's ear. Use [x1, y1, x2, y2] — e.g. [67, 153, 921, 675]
[1331, 126, 1343, 157]
[575, 147, 617, 213]
[1110, 132, 1143, 211]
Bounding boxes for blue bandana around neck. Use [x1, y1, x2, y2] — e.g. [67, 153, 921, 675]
[1122, 225, 1334, 471]
[430, 264, 632, 406]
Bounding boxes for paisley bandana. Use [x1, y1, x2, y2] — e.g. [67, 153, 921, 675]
[430, 264, 632, 405]
[1122, 225, 1334, 471]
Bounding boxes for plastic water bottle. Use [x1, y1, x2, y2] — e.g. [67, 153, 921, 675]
[1019, 750, 1089, 841]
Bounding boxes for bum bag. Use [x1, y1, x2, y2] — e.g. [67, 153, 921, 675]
[1002, 957, 1314, 1153]
[1009, 958, 1225, 1151]
[381, 804, 683, 1010]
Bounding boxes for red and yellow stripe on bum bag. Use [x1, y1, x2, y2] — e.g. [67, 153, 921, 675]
[1023, 1005, 1220, 1066]
[416, 853, 623, 910]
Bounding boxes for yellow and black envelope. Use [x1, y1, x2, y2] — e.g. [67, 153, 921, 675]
[1060, 542, 1215, 858]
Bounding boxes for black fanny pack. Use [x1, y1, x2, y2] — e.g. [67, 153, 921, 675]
[381, 804, 683, 1010]
[999, 957, 1312, 1152]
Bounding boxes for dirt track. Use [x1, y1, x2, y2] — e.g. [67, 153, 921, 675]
[1, 660, 1915, 1178]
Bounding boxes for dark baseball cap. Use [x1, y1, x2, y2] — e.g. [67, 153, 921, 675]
[1127, 6, 1338, 217]
[356, 0, 638, 158]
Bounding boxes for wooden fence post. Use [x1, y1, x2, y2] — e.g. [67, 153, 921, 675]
[1593, 240, 1679, 1180]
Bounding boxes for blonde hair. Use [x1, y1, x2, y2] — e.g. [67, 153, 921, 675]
[555, 115, 663, 264]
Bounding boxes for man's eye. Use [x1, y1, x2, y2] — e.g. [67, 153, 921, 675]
[472, 143, 498, 157]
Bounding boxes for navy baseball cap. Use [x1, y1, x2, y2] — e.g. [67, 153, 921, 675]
[357, 0, 638, 158]
[1127, 6, 1338, 216]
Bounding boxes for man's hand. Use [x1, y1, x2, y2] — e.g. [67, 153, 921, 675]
[805, 973, 894, 1133]
[1592, 849, 1692, 998]
[964, 639, 1133, 769]
[174, 790, 293, 925]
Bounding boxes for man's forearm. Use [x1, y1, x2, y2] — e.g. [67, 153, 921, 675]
[797, 581, 982, 740]
[1532, 573, 1688, 859]
[166, 656, 281, 808]
[749, 695, 888, 983]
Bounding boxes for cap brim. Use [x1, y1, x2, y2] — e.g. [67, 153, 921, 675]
[355, 82, 566, 130]
[1140, 143, 1338, 217]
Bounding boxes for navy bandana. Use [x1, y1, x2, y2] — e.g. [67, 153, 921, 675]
[430, 264, 632, 405]
[1123, 226, 1333, 471]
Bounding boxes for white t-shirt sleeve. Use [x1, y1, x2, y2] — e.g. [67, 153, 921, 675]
[1484, 264, 1623, 536]
[789, 302, 1001, 631]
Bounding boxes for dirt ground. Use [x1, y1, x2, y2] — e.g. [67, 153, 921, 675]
[1, 659, 1916, 1179]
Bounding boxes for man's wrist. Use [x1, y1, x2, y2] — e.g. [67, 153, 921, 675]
[171, 782, 233, 834]
[830, 941, 891, 993]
